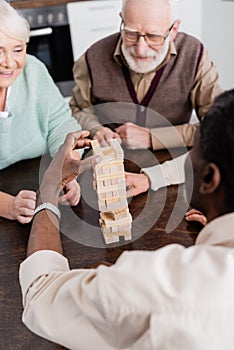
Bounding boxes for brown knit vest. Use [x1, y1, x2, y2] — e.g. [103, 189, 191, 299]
[86, 32, 203, 128]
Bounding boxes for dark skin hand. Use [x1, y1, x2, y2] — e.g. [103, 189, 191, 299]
[27, 130, 99, 257]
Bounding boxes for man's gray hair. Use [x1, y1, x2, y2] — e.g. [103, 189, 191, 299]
[0, 0, 30, 43]
[121, 0, 179, 21]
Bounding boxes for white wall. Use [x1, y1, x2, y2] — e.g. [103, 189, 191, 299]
[202, 0, 234, 89]
[177, 0, 234, 90]
[177, 0, 203, 41]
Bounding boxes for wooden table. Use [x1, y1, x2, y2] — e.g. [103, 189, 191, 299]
[0, 148, 201, 349]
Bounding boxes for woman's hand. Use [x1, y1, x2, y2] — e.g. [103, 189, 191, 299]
[7, 190, 36, 224]
[185, 209, 207, 226]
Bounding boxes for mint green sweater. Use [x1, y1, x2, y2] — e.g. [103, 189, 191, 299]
[0, 55, 81, 170]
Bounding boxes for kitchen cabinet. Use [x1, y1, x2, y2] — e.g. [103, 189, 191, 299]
[67, 0, 122, 60]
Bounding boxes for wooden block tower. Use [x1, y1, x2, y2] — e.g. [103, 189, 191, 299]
[91, 139, 132, 244]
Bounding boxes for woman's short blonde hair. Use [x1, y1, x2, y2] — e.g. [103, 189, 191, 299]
[0, 0, 30, 43]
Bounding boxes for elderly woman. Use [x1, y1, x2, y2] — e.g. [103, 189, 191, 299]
[0, 0, 82, 223]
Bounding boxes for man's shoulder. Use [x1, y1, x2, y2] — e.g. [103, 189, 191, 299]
[175, 32, 202, 46]
[174, 32, 203, 59]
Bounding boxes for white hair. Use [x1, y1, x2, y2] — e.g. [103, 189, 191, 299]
[121, 0, 179, 22]
[0, 0, 29, 42]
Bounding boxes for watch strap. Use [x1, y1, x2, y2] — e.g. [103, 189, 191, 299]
[34, 202, 61, 220]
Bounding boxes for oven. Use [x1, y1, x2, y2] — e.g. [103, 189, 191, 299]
[18, 4, 75, 97]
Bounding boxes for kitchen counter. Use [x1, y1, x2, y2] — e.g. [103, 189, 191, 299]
[11, 0, 86, 9]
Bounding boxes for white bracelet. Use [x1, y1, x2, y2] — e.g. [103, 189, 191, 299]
[34, 202, 61, 220]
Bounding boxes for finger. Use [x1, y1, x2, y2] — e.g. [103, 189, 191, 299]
[115, 129, 124, 138]
[79, 155, 101, 174]
[201, 217, 207, 225]
[112, 132, 121, 140]
[60, 189, 80, 206]
[185, 215, 194, 221]
[17, 214, 33, 224]
[19, 190, 37, 201]
[60, 192, 80, 206]
[59, 195, 68, 205]
[185, 209, 200, 216]
[19, 199, 36, 210]
[103, 131, 115, 144]
[99, 138, 110, 147]
[61, 183, 81, 205]
[64, 130, 90, 150]
[19, 207, 35, 217]
[113, 135, 122, 143]
[93, 134, 109, 147]
[74, 138, 92, 150]
[188, 214, 207, 225]
[115, 125, 123, 133]
[185, 214, 204, 223]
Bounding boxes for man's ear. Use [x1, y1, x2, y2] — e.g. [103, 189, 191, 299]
[170, 19, 181, 42]
[199, 163, 221, 194]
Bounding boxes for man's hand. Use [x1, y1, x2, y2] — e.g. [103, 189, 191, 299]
[93, 127, 121, 147]
[7, 190, 36, 224]
[185, 209, 207, 226]
[41, 130, 97, 197]
[115, 122, 152, 149]
[125, 172, 150, 197]
[27, 130, 99, 257]
[59, 179, 81, 206]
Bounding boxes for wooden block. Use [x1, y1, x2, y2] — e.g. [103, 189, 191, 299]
[103, 234, 120, 244]
[100, 215, 132, 228]
[110, 139, 124, 158]
[100, 208, 129, 221]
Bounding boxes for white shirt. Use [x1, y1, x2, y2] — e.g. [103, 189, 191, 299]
[142, 153, 187, 191]
[0, 87, 11, 118]
[19, 213, 234, 350]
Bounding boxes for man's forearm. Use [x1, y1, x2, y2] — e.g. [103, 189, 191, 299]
[27, 187, 62, 257]
[26, 130, 95, 257]
[150, 123, 198, 150]
[142, 153, 187, 191]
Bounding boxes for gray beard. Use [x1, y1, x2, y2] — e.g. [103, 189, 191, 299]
[121, 40, 169, 74]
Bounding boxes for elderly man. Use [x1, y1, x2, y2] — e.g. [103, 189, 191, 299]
[20, 90, 234, 349]
[70, 0, 223, 150]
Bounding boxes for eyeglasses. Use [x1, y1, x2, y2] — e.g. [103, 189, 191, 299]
[120, 20, 175, 47]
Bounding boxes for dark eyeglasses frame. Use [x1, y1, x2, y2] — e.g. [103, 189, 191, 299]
[120, 20, 175, 46]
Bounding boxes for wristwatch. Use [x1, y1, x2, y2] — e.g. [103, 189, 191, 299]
[34, 202, 61, 220]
